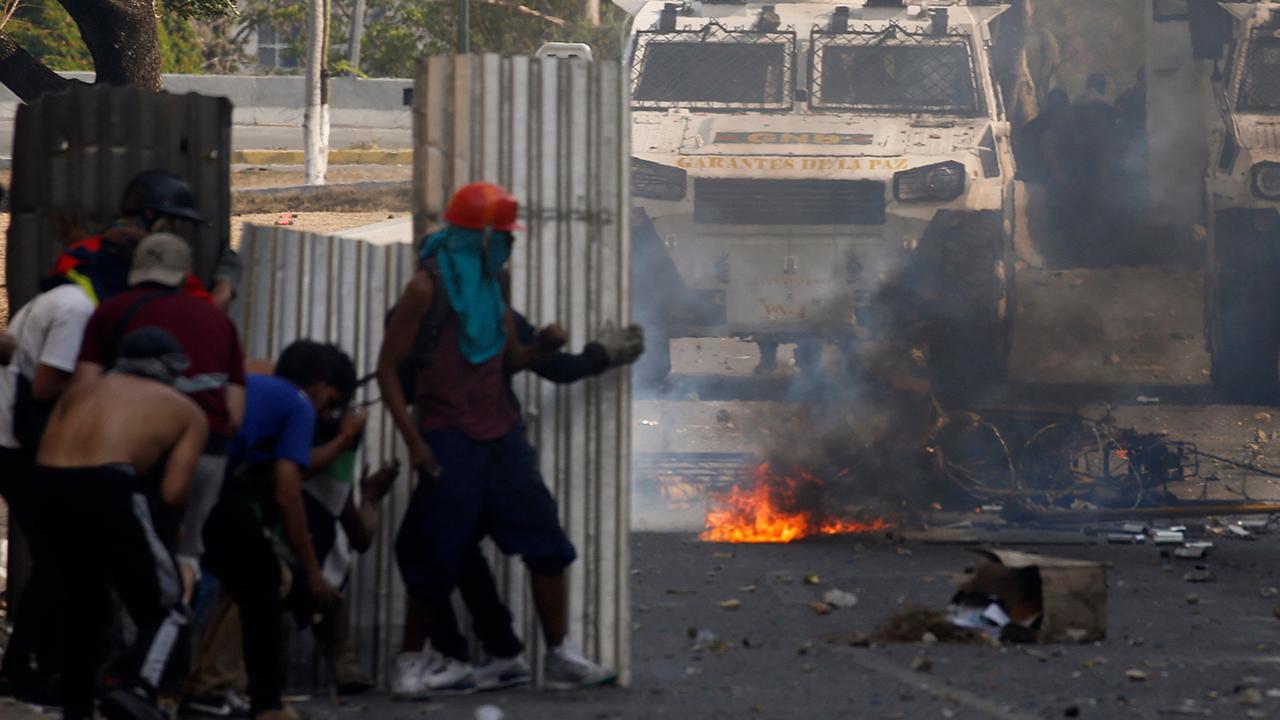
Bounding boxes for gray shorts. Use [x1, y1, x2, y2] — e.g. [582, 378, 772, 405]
[175, 453, 229, 562]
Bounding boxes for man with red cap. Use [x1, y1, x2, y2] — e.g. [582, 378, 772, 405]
[379, 182, 617, 697]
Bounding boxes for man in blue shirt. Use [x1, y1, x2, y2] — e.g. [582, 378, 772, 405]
[201, 340, 358, 720]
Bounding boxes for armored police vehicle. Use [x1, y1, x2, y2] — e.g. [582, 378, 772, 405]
[625, 0, 1016, 393]
[1147, 0, 1280, 402]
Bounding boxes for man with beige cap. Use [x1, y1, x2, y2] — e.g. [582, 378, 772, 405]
[74, 232, 247, 591]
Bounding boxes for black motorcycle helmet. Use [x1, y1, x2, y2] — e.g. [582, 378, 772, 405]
[119, 170, 206, 226]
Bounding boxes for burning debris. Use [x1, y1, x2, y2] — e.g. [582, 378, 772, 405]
[700, 463, 891, 543]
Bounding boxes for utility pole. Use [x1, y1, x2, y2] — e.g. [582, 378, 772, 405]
[305, 0, 330, 184]
[457, 0, 470, 53]
[349, 0, 367, 72]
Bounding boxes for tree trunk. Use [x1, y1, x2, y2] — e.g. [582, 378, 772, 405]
[0, 31, 75, 101]
[583, 0, 599, 27]
[59, 0, 162, 91]
[349, 0, 366, 72]
[0, 0, 162, 103]
[304, 0, 329, 185]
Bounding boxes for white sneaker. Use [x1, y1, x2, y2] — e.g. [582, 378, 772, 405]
[544, 643, 618, 690]
[422, 654, 477, 695]
[474, 655, 531, 691]
[390, 652, 431, 701]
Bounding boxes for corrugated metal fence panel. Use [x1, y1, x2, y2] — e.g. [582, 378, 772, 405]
[230, 53, 630, 688]
[231, 224, 418, 686]
[5, 84, 231, 313]
[412, 54, 632, 683]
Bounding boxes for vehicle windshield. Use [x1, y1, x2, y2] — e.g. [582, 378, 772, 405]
[812, 41, 979, 114]
[1240, 34, 1280, 111]
[633, 39, 791, 108]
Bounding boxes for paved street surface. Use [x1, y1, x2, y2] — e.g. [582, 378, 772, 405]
[279, 531, 1280, 720]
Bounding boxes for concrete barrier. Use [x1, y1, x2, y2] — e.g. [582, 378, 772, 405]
[0, 72, 413, 129]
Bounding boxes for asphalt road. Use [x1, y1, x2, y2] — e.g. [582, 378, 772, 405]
[275, 531, 1280, 720]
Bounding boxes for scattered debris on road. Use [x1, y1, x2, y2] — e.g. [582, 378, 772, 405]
[822, 589, 859, 609]
[953, 549, 1107, 643]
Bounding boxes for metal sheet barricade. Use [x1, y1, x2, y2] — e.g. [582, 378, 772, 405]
[6, 84, 232, 313]
[412, 52, 632, 687]
[231, 51, 631, 688]
[231, 224, 417, 688]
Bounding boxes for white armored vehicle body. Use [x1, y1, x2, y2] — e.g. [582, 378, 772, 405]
[626, 0, 1016, 389]
[1147, 0, 1280, 401]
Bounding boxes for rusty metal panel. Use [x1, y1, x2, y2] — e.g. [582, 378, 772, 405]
[5, 84, 231, 313]
[410, 54, 632, 683]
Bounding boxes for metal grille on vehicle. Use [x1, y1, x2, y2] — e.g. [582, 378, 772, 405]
[1240, 34, 1280, 111]
[693, 178, 886, 225]
[809, 24, 981, 115]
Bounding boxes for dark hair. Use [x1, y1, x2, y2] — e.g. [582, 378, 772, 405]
[331, 350, 357, 404]
[120, 326, 184, 360]
[276, 340, 355, 400]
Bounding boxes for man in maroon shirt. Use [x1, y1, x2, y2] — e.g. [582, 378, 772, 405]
[379, 183, 616, 696]
[74, 232, 246, 591]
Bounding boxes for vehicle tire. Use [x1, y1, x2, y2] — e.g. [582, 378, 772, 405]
[1208, 211, 1280, 403]
[922, 210, 1014, 400]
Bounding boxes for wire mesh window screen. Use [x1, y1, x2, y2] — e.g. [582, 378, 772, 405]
[631, 22, 795, 110]
[809, 26, 981, 114]
[1240, 34, 1280, 111]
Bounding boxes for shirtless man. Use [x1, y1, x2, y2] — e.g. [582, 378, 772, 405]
[34, 326, 208, 720]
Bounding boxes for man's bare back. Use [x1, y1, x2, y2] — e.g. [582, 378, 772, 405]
[38, 373, 208, 504]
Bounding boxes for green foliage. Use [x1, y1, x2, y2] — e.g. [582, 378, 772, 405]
[7, 0, 224, 73]
[159, 9, 207, 73]
[165, 0, 238, 19]
[236, 0, 629, 79]
[6, 0, 91, 70]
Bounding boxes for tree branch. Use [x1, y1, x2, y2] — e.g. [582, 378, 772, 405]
[59, 0, 162, 91]
[0, 31, 75, 102]
[475, 0, 566, 28]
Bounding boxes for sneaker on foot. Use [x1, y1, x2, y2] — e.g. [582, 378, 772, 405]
[180, 692, 249, 719]
[544, 643, 617, 690]
[390, 652, 431, 701]
[422, 655, 477, 696]
[226, 693, 251, 716]
[474, 656, 531, 691]
[100, 686, 167, 720]
[332, 658, 375, 695]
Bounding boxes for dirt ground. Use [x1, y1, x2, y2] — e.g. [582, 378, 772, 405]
[229, 211, 407, 248]
[229, 165, 409, 189]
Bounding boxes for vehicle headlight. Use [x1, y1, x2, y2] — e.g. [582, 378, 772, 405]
[893, 161, 966, 202]
[1251, 162, 1280, 200]
[632, 158, 687, 201]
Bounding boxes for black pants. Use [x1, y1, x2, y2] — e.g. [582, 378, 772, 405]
[0, 446, 63, 688]
[429, 545, 524, 663]
[201, 492, 283, 715]
[34, 464, 185, 720]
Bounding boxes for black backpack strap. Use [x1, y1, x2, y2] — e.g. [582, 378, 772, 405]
[413, 255, 450, 364]
[109, 288, 179, 363]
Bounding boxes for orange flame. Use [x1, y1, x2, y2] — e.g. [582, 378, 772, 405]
[700, 463, 891, 543]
